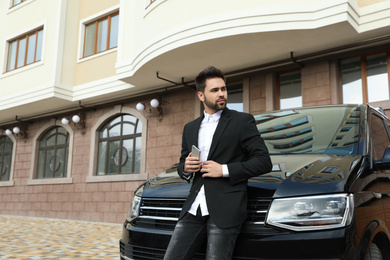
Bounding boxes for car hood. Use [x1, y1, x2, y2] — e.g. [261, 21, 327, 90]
[142, 154, 362, 198]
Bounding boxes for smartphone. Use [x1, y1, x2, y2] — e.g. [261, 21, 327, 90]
[191, 145, 201, 158]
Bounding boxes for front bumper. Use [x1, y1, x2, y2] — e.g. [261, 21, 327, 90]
[120, 219, 358, 260]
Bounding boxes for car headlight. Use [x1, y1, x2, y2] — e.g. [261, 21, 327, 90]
[266, 194, 353, 231]
[127, 185, 144, 221]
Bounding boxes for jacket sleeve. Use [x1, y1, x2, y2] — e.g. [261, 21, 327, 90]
[177, 123, 193, 182]
[227, 113, 272, 185]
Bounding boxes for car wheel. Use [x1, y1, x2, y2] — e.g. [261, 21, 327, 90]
[364, 243, 383, 260]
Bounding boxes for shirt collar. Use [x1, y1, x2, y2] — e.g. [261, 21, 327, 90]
[203, 110, 223, 122]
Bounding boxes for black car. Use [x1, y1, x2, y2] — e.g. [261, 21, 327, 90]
[120, 104, 390, 260]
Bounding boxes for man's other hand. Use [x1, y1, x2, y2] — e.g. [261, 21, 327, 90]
[201, 160, 223, 178]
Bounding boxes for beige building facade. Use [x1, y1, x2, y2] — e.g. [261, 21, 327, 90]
[0, 0, 390, 223]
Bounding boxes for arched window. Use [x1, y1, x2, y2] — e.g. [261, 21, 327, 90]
[97, 114, 142, 175]
[0, 136, 13, 181]
[37, 126, 69, 179]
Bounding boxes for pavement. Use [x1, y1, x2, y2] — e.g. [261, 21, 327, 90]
[0, 215, 123, 259]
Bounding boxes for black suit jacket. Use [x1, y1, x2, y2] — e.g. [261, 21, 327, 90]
[177, 108, 272, 228]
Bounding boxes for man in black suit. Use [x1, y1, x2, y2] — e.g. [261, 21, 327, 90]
[164, 66, 272, 260]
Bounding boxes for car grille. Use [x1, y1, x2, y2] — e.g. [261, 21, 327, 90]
[120, 240, 274, 260]
[134, 198, 271, 230]
[134, 198, 184, 230]
[120, 243, 165, 260]
[120, 242, 206, 260]
[246, 199, 271, 224]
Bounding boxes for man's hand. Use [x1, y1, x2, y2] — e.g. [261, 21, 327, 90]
[183, 153, 202, 173]
[201, 160, 223, 178]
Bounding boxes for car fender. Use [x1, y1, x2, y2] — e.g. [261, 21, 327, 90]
[357, 220, 390, 260]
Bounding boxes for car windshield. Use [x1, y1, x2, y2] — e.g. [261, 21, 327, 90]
[255, 105, 361, 155]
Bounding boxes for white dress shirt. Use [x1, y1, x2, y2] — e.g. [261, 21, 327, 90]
[188, 110, 229, 216]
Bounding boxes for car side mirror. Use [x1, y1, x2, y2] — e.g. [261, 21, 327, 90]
[374, 146, 390, 170]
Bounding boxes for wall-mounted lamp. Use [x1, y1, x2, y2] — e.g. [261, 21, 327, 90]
[61, 112, 86, 134]
[13, 127, 21, 134]
[72, 115, 81, 123]
[4, 124, 28, 141]
[136, 103, 145, 111]
[61, 117, 70, 125]
[5, 129, 13, 136]
[150, 98, 160, 108]
[136, 98, 164, 121]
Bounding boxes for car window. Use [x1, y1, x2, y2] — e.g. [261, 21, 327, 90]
[255, 106, 361, 155]
[370, 114, 390, 160]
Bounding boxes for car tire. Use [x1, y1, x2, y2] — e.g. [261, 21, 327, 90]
[364, 243, 383, 260]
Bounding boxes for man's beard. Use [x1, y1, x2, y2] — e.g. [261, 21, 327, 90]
[204, 95, 227, 111]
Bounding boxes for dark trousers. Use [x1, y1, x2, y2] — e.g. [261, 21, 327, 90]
[163, 209, 241, 260]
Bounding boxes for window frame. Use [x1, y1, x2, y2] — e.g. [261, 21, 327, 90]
[10, 0, 26, 8]
[0, 136, 14, 182]
[82, 11, 119, 59]
[5, 27, 43, 73]
[36, 126, 69, 179]
[7, 0, 34, 14]
[226, 81, 244, 112]
[276, 69, 302, 110]
[0, 134, 16, 187]
[28, 120, 74, 186]
[339, 50, 390, 104]
[97, 114, 142, 175]
[87, 105, 148, 183]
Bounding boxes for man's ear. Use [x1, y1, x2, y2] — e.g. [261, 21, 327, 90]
[197, 91, 204, 102]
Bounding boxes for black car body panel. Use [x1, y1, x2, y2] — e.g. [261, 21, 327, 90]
[120, 104, 390, 260]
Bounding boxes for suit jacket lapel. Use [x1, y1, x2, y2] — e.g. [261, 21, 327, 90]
[208, 108, 231, 160]
[191, 115, 204, 148]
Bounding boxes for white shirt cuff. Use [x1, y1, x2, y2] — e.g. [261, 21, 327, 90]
[222, 164, 229, 178]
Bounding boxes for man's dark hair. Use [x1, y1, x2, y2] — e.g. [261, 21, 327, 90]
[195, 66, 226, 93]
